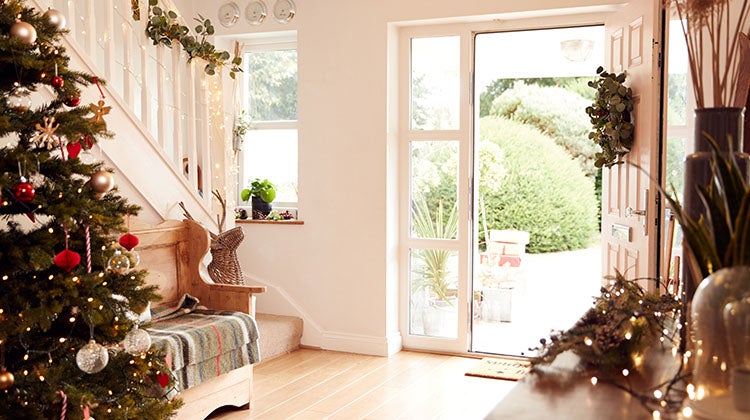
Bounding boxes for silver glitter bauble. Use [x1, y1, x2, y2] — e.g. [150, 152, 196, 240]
[123, 325, 151, 354]
[76, 339, 109, 374]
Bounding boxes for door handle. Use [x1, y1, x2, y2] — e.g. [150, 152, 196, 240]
[625, 207, 646, 217]
[625, 189, 649, 236]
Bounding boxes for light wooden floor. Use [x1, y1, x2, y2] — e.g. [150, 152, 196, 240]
[207, 348, 516, 419]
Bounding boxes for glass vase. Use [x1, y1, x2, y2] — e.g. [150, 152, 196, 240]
[690, 266, 750, 418]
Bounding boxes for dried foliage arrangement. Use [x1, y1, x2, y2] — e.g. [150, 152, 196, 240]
[667, 0, 750, 108]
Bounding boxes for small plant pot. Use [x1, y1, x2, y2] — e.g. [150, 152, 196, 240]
[251, 196, 272, 219]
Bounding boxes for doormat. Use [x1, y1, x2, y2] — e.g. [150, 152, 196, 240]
[465, 357, 531, 381]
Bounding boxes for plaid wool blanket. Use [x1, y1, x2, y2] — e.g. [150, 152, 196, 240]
[147, 295, 260, 391]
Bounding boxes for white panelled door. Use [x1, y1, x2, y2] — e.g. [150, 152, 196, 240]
[601, 0, 663, 287]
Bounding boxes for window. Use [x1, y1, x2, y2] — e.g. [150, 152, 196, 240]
[239, 34, 298, 208]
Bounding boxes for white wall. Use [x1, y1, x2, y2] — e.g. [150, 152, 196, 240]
[174, 0, 626, 355]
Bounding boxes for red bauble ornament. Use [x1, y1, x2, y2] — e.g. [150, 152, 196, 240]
[66, 141, 82, 159]
[82, 135, 94, 149]
[119, 233, 139, 251]
[12, 182, 35, 202]
[54, 249, 80, 272]
[51, 76, 64, 88]
[157, 372, 170, 387]
[64, 96, 80, 107]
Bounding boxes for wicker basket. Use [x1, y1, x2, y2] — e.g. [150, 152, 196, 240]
[207, 227, 245, 285]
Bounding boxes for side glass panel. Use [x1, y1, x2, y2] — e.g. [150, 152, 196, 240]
[409, 248, 459, 338]
[410, 36, 460, 131]
[409, 141, 459, 239]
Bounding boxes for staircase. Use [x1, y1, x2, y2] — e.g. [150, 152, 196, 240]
[35, 0, 303, 362]
[255, 313, 303, 362]
[35, 0, 233, 228]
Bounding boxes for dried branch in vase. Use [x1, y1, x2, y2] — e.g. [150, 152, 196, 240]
[666, 0, 750, 108]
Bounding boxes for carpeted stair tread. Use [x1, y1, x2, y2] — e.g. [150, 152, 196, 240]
[255, 313, 303, 363]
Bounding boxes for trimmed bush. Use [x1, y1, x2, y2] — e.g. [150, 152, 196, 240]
[479, 117, 597, 253]
[490, 82, 599, 177]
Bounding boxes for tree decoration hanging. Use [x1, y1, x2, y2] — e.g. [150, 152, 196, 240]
[585, 66, 634, 168]
[42, 8, 66, 30]
[0, 368, 14, 390]
[53, 227, 80, 273]
[65, 140, 82, 159]
[75, 339, 108, 374]
[89, 170, 114, 197]
[63, 96, 80, 107]
[31, 116, 60, 149]
[7, 86, 32, 113]
[11, 177, 34, 202]
[0, 1, 176, 417]
[10, 19, 36, 44]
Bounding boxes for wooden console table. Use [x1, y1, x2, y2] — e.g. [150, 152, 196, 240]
[487, 352, 684, 420]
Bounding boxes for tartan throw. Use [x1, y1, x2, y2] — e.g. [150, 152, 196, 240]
[147, 296, 260, 391]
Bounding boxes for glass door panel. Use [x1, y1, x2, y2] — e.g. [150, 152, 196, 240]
[410, 36, 460, 131]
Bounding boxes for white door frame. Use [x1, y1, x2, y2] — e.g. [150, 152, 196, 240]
[397, 10, 653, 353]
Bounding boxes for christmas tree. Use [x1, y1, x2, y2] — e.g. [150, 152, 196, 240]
[0, 1, 178, 418]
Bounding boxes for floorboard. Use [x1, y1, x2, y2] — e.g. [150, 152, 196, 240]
[207, 349, 516, 419]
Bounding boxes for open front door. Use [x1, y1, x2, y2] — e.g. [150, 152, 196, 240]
[601, 0, 663, 285]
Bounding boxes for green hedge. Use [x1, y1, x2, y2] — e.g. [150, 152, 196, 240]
[490, 82, 599, 177]
[479, 117, 598, 253]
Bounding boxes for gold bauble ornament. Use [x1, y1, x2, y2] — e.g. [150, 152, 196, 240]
[10, 21, 37, 44]
[0, 368, 14, 390]
[90, 170, 115, 194]
[43, 8, 66, 30]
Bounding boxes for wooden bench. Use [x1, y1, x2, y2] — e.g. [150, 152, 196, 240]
[134, 219, 265, 419]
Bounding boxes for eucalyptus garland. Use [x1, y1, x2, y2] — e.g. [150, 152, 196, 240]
[134, 0, 242, 79]
[586, 66, 634, 168]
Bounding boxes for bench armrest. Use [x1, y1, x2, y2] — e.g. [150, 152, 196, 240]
[201, 283, 266, 314]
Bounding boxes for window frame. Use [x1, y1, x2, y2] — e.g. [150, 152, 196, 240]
[238, 35, 299, 210]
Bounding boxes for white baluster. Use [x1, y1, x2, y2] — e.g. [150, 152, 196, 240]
[186, 60, 198, 195]
[84, 0, 95, 56]
[172, 45, 183, 175]
[156, 45, 167, 149]
[200, 70, 212, 206]
[102, 0, 114, 81]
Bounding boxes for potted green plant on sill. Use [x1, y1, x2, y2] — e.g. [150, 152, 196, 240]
[241, 178, 276, 219]
[410, 195, 459, 336]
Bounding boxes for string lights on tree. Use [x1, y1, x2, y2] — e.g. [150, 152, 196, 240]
[0, 1, 177, 417]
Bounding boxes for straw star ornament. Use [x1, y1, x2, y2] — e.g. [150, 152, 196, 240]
[31, 116, 60, 149]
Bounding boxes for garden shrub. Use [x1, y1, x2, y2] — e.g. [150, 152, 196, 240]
[490, 82, 599, 177]
[479, 117, 597, 253]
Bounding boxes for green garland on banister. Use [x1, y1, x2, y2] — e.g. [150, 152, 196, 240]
[133, 0, 242, 79]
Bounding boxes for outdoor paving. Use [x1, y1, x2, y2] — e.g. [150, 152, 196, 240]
[472, 246, 602, 356]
